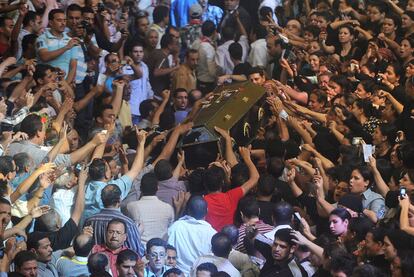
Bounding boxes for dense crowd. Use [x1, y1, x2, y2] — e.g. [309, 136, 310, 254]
[1, 0, 414, 276]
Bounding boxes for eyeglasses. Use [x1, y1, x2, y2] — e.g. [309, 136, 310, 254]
[107, 230, 125, 236]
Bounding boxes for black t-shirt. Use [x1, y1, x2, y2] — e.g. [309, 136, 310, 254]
[233, 62, 252, 77]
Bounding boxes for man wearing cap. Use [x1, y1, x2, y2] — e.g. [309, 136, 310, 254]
[180, 3, 203, 49]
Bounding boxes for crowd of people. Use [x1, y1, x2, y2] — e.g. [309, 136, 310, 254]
[1, 0, 414, 276]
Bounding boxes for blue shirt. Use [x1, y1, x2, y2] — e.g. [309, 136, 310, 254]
[170, 0, 197, 28]
[84, 175, 133, 220]
[73, 42, 87, 84]
[202, 5, 224, 27]
[36, 29, 76, 78]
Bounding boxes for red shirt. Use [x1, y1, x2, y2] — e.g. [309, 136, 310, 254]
[92, 244, 128, 277]
[204, 187, 244, 231]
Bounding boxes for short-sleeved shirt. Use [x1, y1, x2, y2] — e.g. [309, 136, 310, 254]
[36, 29, 76, 77]
[204, 187, 244, 231]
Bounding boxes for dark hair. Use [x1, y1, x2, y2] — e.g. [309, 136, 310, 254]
[48, 9, 65, 21]
[87, 253, 109, 276]
[330, 253, 356, 276]
[249, 66, 266, 77]
[172, 87, 188, 98]
[166, 244, 176, 252]
[368, 227, 386, 243]
[229, 42, 243, 61]
[352, 165, 374, 188]
[107, 218, 126, 232]
[141, 172, 158, 196]
[377, 122, 397, 145]
[352, 264, 386, 277]
[273, 201, 293, 225]
[139, 99, 157, 119]
[81, 6, 95, 14]
[67, 3, 82, 13]
[230, 163, 249, 187]
[163, 268, 183, 276]
[73, 234, 94, 257]
[152, 5, 169, 24]
[303, 25, 320, 38]
[257, 174, 276, 196]
[187, 169, 207, 195]
[222, 26, 235, 41]
[116, 249, 138, 265]
[23, 11, 39, 27]
[211, 233, 232, 258]
[221, 225, 239, 246]
[22, 33, 38, 53]
[267, 156, 286, 178]
[348, 217, 374, 241]
[19, 114, 43, 139]
[154, 159, 173, 181]
[101, 184, 121, 207]
[27, 232, 49, 250]
[358, 79, 377, 95]
[13, 251, 37, 269]
[146, 238, 167, 254]
[238, 197, 260, 219]
[201, 20, 216, 37]
[330, 208, 351, 222]
[196, 263, 218, 274]
[0, 156, 14, 176]
[252, 24, 268, 40]
[13, 153, 31, 174]
[89, 158, 107, 181]
[353, 98, 381, 118]
[160, 33, 175, 49]
[329, 75, 349, 94]
[186, 196, 208, 220]
[186, 48, 198, 58]
[33, 64, 54, 83]
[274, 228, 295, 246]
[259, 6, 273, 20]
[204, 166, 225, 192]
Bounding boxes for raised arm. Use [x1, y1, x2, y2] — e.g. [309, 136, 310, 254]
[70, 165, 87, 225]
[124, 128, 147, 180]
[214, 127, 238, 168]
[239, 147, 260, 195]
[368, 156, 390, 198]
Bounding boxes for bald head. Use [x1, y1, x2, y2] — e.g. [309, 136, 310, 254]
[187, 196, 208, 220]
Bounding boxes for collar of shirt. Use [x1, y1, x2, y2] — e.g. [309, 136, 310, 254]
[140, 195, 159, 200]
[95, 244, 127, 255]
[45, 28, 69, 40]
[362, 188, 373, 200]
[72, 255, 88, 264]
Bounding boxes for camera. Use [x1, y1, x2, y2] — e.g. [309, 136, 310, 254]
[375, 75, 383, 85]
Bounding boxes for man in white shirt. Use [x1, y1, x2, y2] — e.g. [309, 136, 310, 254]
[191, 232, 241, 277]
[123, 43, 154, 125]
[248, 24, 269, 68]
[264, 201, 293, 240]
[168, 196, 217, 276]
[196, 20, 218, 94]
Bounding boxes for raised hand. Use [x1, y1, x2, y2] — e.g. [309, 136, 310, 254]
[30, 205, 51, 218]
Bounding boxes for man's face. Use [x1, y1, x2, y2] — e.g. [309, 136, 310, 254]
[174, 91, 189, 110]
[224, 0, 238, 11]
[131, 46, 144, 63]
[0, 19, 14, 38]
[117, 259, 136, 277]
[169, 29, 180, 44]
[33, 15, 43, 34]
[271, 238, 294, 262]
[365, 232, 382, 257]
[148, 31, 159, 48]
[17, 260, 38, 277]
[147, 246, 166, 272]
[136, 17, 149, 35]
[82, 12, 95, 25]
[166, 249, 177, 267]
[50, 12, 66, 33]
[286, 20, 301, 36]
[0, 203, 11, 230]
[266, 37, 281, 57]
[187, 52, 199, 69]
[67, 10, 82, 31]
[383, 236, 397, 262]
[106, 223, 127, 250]
[35, 238, 53, 262]
[249, 73, 265, 86]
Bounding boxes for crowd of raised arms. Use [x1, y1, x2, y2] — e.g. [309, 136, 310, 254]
[2, 0, 414, 276]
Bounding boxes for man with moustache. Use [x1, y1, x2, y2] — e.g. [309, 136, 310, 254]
[92, 219, 129, 277]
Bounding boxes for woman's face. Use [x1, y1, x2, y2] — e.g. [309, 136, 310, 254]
[309, 55, 320, 72]
[370, 7, 383, 23]
[400, 39, 413, 59]
[355, 83, 371, 99]
[329, 81, 343, 95]
[333, 181, 349, 202]
[349, 169, 369, 194]
[399, 173, 414, 191]
[382, 18, 397, 35]
[383, 236, 398, 261]
[385, 65, 399, 84]
[350, 102, 363, 118]
[408, 0, 414, 12]
[309, 13, 318, 26]
[308, 93, 324, 112]
[390, 145, 403, 168]
[338, 27, 353, 44]
[402, 14, 414, 29]
[329, 214, 348, 236]
[308, 41, 321, 54]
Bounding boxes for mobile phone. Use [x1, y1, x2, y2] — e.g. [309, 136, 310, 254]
[400, 186, 407, 197]
[294, 212, 302, 221]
